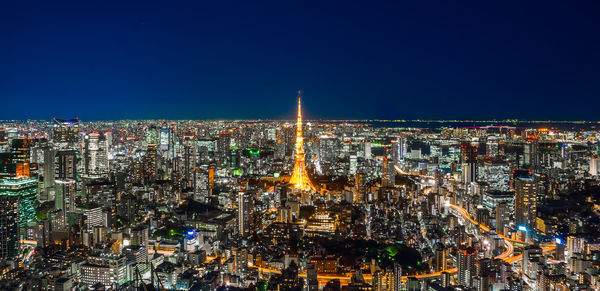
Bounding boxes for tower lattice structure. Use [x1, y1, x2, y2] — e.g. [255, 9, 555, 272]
[289, 91, 314, 191]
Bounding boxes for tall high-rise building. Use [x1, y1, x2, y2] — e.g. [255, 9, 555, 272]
[10, 138, 34, 178]
[55, 150, 77, 180]
[391, 137, 407, 162]
[182, 135, 196, 188]
[523, 142, 539, 170]
[457, 247, 477, 288]
[486, 136, 499, 157]
[82, 132, 109, 178]
[84, 206, 104, 231]
[318, 134, 338, 166]
[495, 202, 511, 236]
[145, 144, 157, 180]
[513, 170, 537, 231]
[159, 124, 173, 157]
[289, 91, 314, 191]
[349, 155, 357, 175]
[131, 224, 149, 248]
[372, 270, 383, 291]
[237, 192, 252, 236]
[393, 263, 402, 291]
[193, 167, 209, 201]
[461, 143, 478, 184]
[229, 146, 240, 173]
[433, 243, 448, 272]
[522, 245, 542, 278]
[441, 271, 451, 288]
[363, 141, 372, 159]
[145, 125, 159, 146]
[37, 219, 52, 248]
[40, 147, 56, 201]
[381, 158, 396, 188]
[589, 155, 599, 176]
[0, 178, 38, 258]
[0, 185, 19, 260]
[0, 178, 36, 259]
[144, 125, 159, 180]
[52, 118, 80, 149]
[55, 179, 76, 229]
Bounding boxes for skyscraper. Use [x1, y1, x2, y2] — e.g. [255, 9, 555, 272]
[461, 143, 478, 184]
[193, 167, 209, 201]
[391, 137, 407, 162]
[82, 132, 109, 178]
[131, 224, 149, 248]
[457, 247, 477, 288]
[393, 263, 402, 291]
[590, 155, 599, 176]
[144, 125, 159, 180]
[349, 155, 357, 175]
[0, 178, 38, 255]
[0, 186, 19, 260]
[182, 134, 196, 188]
[10, 138, 34, 178]
[52, 118, 80, 149]
[289, 91, 314, 191]
[523, 141, 539, 170]
[381, 157, 396, 188]
[0, 178, 36, 259]
[159, 124, 173, 157]
[40, 147, 56, 201]
[433, 242, 448, 272]
[55, 179, 76, 229]
[513, 170, 537, 231]
[55, 150, 77, 180]
[237, 191, 252, 236]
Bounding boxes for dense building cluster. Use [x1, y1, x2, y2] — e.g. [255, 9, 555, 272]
[1, 106, 600, 290]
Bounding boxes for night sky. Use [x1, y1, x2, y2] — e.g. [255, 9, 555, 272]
[1, 1, 599, 121]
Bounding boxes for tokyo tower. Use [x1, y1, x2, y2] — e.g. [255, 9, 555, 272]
[289, 90, 314, 191]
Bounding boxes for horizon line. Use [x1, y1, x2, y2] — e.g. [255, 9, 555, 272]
[1, 118, 600, 123]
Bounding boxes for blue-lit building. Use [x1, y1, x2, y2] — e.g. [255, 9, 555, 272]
[0, 178, 38, 228]
[0, 178, 37, 259]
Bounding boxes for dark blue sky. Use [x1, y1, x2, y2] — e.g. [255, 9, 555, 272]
[1, 1, 599, 120]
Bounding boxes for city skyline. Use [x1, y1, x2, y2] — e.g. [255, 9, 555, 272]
[1, 88, 600, 290]
[2, 2, 600, 290]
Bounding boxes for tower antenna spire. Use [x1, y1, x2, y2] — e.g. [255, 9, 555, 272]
[289, 90, 314, 191]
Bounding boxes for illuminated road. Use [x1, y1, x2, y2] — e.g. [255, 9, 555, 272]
[248, 263, 358, 285]
[394, 165, 435, 180]
[21, 239, 37, 246]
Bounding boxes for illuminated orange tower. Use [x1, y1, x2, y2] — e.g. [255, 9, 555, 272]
[289, 91, 314, 191]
